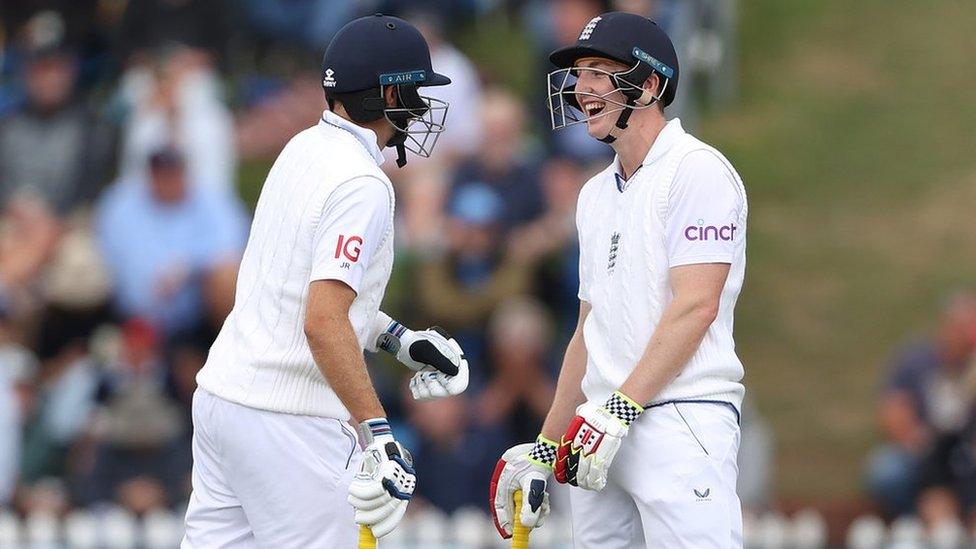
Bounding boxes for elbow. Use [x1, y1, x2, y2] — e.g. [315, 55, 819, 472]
[304, 315, 333, 349]
[690, 300, 720, 328]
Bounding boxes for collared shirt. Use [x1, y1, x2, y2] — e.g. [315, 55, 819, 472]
[198, 111, 396, 418]
[95, 177, 249, 334]
[575, 118, 748, 409]
[320, 110, 386, 166]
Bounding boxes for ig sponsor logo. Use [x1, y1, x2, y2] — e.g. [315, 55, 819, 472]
[334, 234, 363, 265]
[684, 219, 737, 241]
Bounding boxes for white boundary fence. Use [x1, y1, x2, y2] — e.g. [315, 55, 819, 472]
[0, 507, 974, 548]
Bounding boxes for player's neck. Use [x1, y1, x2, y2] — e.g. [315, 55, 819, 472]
[332, 104, 396, 150]
[611, 112, 667, 181]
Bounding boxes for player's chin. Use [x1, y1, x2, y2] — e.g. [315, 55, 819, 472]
[585, 116, 610, 139]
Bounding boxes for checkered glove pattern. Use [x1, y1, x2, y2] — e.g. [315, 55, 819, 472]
[604, 391, 644, 426]
[527, 436, 558, 469]
[554, 391, 644, 491]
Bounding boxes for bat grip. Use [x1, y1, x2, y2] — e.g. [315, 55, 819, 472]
[359, 525, 377, 549]
[512, 489, 530, 548]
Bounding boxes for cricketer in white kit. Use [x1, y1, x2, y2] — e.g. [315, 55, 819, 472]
[491, 12, 747, 548]
[182, 15, 466, 548]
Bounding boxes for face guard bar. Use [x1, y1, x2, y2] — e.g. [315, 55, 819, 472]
[383, 84, 449, 168]
[547, 62, 670, 142]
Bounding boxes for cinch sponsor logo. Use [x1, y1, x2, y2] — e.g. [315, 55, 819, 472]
[684, 219, 736, 241]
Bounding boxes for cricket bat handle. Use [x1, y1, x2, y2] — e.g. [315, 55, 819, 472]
[512, 489, 530, 549]
[359, 525, 377, 549]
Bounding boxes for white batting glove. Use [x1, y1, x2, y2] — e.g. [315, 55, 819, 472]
[489, 436, 556, 539]
[376, 321, 469, 401]
[554, 391, 644, 491]
[347, 419, 417, 538]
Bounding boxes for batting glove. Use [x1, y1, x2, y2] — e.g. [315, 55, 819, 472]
[554, 391, 644, 491]
[377, 321, 469, 401]
[347, 419, 417, 538]
[489, 436, 556, 539]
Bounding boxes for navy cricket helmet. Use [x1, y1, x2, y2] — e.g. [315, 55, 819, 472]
[322, 14, 451, 167]
[547, 12, 679, 143]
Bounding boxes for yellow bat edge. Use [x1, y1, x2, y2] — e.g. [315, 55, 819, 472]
[512, 489, 530, 549]
[359, 525, 377, 549]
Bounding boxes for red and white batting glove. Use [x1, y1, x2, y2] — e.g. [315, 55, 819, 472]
[347, 419, 417, 538]
[489, 436, 556, 539]
[554, 391, 644, 491]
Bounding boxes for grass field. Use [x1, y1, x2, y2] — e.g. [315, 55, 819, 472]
[702, 0, 976, 499]
[238, 1, 976, 501]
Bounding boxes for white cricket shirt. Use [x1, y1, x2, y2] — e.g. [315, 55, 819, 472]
[196, 111, 395, 418]
[576, 118, 747, 410]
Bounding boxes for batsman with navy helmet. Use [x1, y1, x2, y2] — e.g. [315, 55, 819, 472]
[182, 15, 470, 547]
[491, 12, 748, 547]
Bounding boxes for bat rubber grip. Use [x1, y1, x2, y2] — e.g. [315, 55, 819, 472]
[359, 525, 377, 549]
[512, 489, 530, 548]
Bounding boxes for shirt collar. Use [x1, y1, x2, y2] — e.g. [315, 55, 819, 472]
[318, 110, 386, 166]
[612, 118, 686, 191]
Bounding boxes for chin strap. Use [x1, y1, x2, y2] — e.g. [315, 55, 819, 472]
[598, 84, 659, 144]
[394, 143, 407, 168]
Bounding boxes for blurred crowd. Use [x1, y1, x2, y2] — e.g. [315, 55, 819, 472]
[866, 291, 976, 529]
[0, 0, 744, 523]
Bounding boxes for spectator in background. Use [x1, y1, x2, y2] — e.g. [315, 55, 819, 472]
[448, 88, 545, 234]
[17, 305, 100, 514]
[239, 0, 357, 54]
[418, 183, 537, 379]
[866, 291, 976, 520]
[0, 195, 61, 314]
[387, 11, 483, 248]
[115, 0, 232, 68]
[405, 394, 510, 514]
[95, 147, 247, 338]
[476, 297, 556, 443]
[115, 45, 236, 192]
[77, 319, 190, 513]
[0, 33, 115, 214]
[0, 300, 39, 506]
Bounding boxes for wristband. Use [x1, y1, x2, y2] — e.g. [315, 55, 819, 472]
[359, 417, 393, 444]
[603, 391, 644, 426]
[376, 319, 409, 354]
[527, 435, 558, 470]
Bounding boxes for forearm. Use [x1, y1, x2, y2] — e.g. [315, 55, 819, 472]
[307, 318, 385, 424]
[619, 297, 716, 405]
[541, 326, 588, 441]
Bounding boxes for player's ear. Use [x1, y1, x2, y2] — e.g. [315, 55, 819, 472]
[383, 85, 398, 108]
[643, 73, 661, 98]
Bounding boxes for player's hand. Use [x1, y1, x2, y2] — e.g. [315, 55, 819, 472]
[378, 322, 469, 401]
[489, 436, 556, 539]
[554, 391, 644, 491]
[347, 419, 417, 538]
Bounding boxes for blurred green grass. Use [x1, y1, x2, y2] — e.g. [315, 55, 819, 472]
[702, 0, 976, 499]
[236, 1, 976, 501]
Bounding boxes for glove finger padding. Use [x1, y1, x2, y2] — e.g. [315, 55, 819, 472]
[554, 416, 584, 486]
[518, 477, 549, 528]
[368, 500, 408, 538]
[408, 338, 459, 376]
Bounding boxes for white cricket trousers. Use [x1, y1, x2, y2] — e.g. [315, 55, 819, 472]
[569, 401, 743, 548]
[182, 389, 361, 548]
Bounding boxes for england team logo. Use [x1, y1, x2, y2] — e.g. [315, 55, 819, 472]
[579, 16, 601, 40]
[607, 232, 620, 274]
